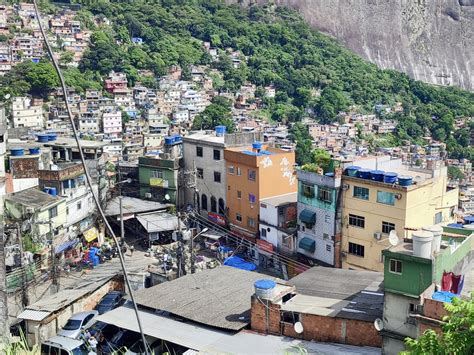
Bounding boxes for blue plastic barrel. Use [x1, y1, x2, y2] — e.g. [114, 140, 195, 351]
[164, 136, 174, 145]
[371, 170, 385, 182]
[10, 148, 24, 156]
[174, 135, 182, 143]
[48, 187, 57, 196]
[37, 134, 49, 143]
[252, 141, 263, 150]
[384, 172, 398, 184]
[398, 175, 413, 187]
[47, 133, 57, 141]
[358, 168, 372, 180]
[215, 125, 226, 136]
[345, 166, 360, 177]
[29, 147, 40, 155]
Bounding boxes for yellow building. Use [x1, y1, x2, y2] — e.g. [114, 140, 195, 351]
[341, 166, 458, 271]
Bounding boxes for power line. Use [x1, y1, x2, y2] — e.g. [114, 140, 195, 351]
[31, 1, 149, 352]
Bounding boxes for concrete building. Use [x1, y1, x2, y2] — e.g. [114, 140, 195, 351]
[458, 186, 474, 215]
[78, 111, 101, 134]
[225, 143, 297, 239]
[12, 97, 43, 128]
[381, 226, 472, 354]
[259, 193, 297, 256]
[296, 167, 342, 267]
[0, 105, 6, 215]
[182, 128, 262, 225]
[341, 157, 459, 271]
[102, 110, 122, 138]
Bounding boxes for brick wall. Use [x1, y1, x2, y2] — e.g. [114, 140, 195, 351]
[38, 163, 84, 181]
[418, 298, 446, 335]
[10, 157, 39, 178]
[250, 296, 281, 334]
[345, 319, 382, 347]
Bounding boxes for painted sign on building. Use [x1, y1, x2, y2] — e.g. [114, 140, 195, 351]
[208, 212, 226, 226]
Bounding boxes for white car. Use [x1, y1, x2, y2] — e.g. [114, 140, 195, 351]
[58, 311, 99, 339]
[41, 335, 90, 354]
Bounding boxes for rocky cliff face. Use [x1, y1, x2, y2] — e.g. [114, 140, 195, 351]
[227, 0, 473, 91]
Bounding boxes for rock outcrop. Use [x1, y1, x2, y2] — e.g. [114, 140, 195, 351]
[227, 0, 473, 91]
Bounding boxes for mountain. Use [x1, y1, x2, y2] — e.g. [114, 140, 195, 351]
[227, 0, 474, 91]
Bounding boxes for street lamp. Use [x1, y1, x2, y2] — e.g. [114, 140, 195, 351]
[190, 227, 209, 274]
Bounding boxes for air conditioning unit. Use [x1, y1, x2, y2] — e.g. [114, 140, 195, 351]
[342, 183, 350, 191]
[144, 192, 152, 199]
[395, 193, 402, 200]
[374, 232, 382, 241]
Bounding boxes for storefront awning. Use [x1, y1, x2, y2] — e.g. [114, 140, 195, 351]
[299, 209, 316, 224]
[83, 227, 99, 242]
[55, 239, 78, 254]
[299, 237, 316, 253]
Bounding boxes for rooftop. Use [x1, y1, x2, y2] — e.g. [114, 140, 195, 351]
[260, 192, 297, 206]
[133, 266, 285, 330]
[5, 187, 63, 209]
[105, 196, 171, 217]
[288, 267, 384, 322]
[136, 212, 182, 233]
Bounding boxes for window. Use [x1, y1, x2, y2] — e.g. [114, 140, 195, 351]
[49, 206, 58, 219]
[318, 187, 332, 203]
[389, 259, 402, 274]
[377, 191, 395, 205]
[211, 196, 217, 213]
[218, 198, 225, 214]
[214, 171, 221, 183]
[248, 169, 256, 181]
[326, 244, 332, 252]
[213, 149, 220, 160]
[434, 212, 443, 224]
[237, 167, 242, 176]
[196, 146, 203, 157]
[197, 168, 204, 179]
[77, 201, 82, 210]
[248, 217, 256, 228]
[382, 221, 395, 234]
[201, 194, 208, 210]
[301, 183, 314, 198]
[249, 193, 256, 204]
[236, 213, 242, 222]
[348, 242, 365, 257]
[151, 170, 163, 179]
[325, 215, 331, 223]
[237, 191, 242, 199]
[349, 214, 365, 228]
[353, 186, 369, 200]
[261, 228, 267, 238]
[228, 165, 235, 174]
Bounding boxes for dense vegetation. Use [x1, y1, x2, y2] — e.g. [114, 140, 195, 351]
[1, 0, 472, 159]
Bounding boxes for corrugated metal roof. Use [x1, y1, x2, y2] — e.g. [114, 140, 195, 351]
[17, 309, 50, 321]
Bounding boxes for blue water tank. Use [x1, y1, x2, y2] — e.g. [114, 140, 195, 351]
[383, 172, 398, 184]
[345, 166, 360, 177]
[48, 187, 57, 196]
[37, 134, 49, 143]
[47, 133, 57, 141]
[358, 168, 372, 180]
[252, 141, 263, 150]
[254, 279, 276, 299]
[398, 175, 413, 187]
[464, 216, 474, 224]
[164, 136, 174, 145]
[174, 135, 182, 143]
[371, 170, 385, 182]
[10, 148, 24, 156]
[215, 125, 226, 136]
[29, 147, 40, 155]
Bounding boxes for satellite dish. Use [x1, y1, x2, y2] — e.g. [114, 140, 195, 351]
[294, 322, 304, 334]
[374, 318, 384, 331]
[389, 230, 400, 246]
[164, 194, 171, 201]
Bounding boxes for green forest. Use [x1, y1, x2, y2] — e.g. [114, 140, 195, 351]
[1, 0, 473, 161]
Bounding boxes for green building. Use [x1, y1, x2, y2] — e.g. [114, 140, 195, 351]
[381, 227, 472, 354]
[139, 138, 183, 206]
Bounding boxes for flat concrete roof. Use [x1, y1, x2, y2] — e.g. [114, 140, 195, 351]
[260, 192, 297, 206]
[5, 187, 63, 209]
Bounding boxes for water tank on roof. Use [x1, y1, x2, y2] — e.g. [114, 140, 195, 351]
[358, 168, 372, 180]
[254, 279, 276, 300]
[164, 136, 174, 145]
[371, 170, 385, 182]
[174, 135, 182, 143]
[383, 172, 398, 184]
[215, 125, 226, 137]
[345, 166, 360, 177]
[47, 133, 57, 141]
[422, 225, 443, 255]
[44, 187, 57, 196]
[398, 176, 413, 187]
[412, 231, 433, 259]
[10, 148, 24, 156]
[29, 147, 40, 155]
[252, 141, 263, 151]
[37, 134, 49, 143]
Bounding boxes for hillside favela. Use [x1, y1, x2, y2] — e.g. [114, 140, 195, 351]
[0, 1, 472, 354]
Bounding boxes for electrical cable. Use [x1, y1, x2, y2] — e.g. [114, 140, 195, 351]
[31, 2, 149, 352]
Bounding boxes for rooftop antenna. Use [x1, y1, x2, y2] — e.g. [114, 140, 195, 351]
[389, 230, 400, 247]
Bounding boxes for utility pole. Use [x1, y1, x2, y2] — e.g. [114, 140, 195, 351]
[119, 196, 124, 245]
[49, 220, 58, 293]
[16, 222, 28, 307]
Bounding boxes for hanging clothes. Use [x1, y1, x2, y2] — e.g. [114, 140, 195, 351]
[441, 271, 453, 292]
[451, 274, 462, 294]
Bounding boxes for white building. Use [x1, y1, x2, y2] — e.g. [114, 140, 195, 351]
[12, 97, 43, 128]
[78, 111, 101, 134]
[102, 110, 122, 138]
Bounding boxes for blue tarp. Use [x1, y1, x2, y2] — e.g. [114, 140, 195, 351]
[223, 256, 257, 271]
[55, 239, 78, 254]
[432, 291, 457, 303]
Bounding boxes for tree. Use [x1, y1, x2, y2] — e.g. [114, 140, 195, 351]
[403, 295, 473, 354]
[59, 51, 75, 66]
[192, 96, 235, 132]
[313, 148, 331, 173]
[447, 166, 465, 181]
[290, 122, 313, 165]
[25, 61, 59, 97]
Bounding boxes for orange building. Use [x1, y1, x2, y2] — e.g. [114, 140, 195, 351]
[224, 142, 297, 238]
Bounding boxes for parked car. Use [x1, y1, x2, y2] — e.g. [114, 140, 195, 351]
[57, 311, 98, 339]
[125, 336, 162, 355]
[41, 336, 89, 354]
[88, 320, 120, 340]
[101, 329, 141, 354]
[94, 291, 125, 314]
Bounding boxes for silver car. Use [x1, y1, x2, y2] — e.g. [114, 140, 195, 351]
[57, 311, 98, 339]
